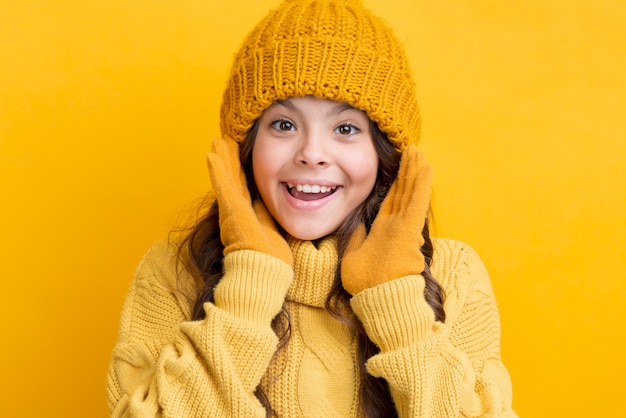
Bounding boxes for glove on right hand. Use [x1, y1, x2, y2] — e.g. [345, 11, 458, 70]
[206, 137, 293, 266]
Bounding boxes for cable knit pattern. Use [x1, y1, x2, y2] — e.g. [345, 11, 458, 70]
[107, 237, 516, 417]
[352, 239, 517, 417]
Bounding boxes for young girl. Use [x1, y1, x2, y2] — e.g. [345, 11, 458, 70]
[107, 0, 516, 416]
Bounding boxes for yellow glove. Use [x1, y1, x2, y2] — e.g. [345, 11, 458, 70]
[341, 145, 432, 295]
[206, 137, 293, 266]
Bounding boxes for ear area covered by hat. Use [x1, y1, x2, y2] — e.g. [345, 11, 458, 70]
[220, 0, 421, 151]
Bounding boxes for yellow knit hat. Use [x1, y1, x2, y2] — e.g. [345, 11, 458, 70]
[220, 0, 420, 151]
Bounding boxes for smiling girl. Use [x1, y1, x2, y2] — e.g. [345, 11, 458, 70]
[107, 1, 516, 416]
[252, 97, 379, 240]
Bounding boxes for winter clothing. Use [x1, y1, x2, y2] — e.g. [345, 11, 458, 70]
[220, 0, 421, 151]
[107, 237, 516, 417]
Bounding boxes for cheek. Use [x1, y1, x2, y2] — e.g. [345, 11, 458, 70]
[251, 141, 289, 205]
[356, 159, 378, 181]
[251, 143, 275, 184]
[346, 149, 379, 190]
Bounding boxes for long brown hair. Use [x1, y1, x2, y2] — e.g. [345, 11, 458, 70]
[176, 115, 445, 417]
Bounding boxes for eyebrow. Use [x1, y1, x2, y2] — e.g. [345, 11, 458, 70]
[274, 99, 296, 111]
[328, 102, 357, 117]
[273, 99, 358, 117]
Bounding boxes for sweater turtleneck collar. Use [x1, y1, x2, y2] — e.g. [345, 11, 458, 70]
[286, 235, 338, 307]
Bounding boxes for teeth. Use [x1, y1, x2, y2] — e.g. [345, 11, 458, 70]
[286, 183, 337, 194]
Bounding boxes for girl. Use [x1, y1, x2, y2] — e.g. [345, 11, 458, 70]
[107, 0, 516, 416]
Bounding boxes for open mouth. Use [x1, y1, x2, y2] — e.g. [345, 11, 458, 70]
[285, 182, 339, 201]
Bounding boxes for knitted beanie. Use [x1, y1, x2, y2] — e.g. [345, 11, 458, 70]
[220, 0, 420, 151]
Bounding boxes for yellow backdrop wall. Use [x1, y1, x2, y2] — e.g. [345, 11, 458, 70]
[1, 0, 624, 416]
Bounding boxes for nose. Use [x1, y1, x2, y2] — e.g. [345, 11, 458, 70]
[295, 131, 329, 167]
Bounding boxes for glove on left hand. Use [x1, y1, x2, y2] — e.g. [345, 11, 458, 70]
[341, 145, 432, 295]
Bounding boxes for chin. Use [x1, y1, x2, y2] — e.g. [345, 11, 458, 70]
[282, 222, 338, 241]
[286, 230, 328, 241]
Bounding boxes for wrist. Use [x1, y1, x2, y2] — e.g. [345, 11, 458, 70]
[350, 275, 436, 351]
[214, 250, 293, 325]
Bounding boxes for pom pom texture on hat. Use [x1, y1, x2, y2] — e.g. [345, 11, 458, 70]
[220, 0, 420, 151]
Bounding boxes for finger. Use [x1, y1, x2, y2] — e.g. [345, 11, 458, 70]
[205, 151, 221, 185]
[378, 151, 407, 217]
[211, 137, 232, 176]
[411, 149, 432, 212]
[386, 144, 417, 214]
[394, 145, 419, 212]
[414, 160, 433, 216]
[221, 137, 248, 193]
[229, 139, 250, 192]
[206, 152, 230, 200]
[403, 150, 432, 225]
[211, 137, 226, 156]
[212, 137, 251, 200]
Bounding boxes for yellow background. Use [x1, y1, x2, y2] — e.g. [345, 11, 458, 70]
[1, 0, 624, 416]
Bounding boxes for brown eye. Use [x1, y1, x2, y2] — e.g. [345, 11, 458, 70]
[271, 119, 295, 131]
[335, 124, 359, 136]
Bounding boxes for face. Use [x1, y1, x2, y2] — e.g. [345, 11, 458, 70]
[252, 96, 379, 241]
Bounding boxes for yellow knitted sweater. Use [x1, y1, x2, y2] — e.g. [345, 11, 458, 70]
[107, 237, 515, 417]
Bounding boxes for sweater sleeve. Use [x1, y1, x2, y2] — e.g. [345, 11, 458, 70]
[107, 241, 293, 417]
[350, 240, 516, 417]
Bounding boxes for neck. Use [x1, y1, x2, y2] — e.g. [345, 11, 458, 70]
[286, 235, 338, 307]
